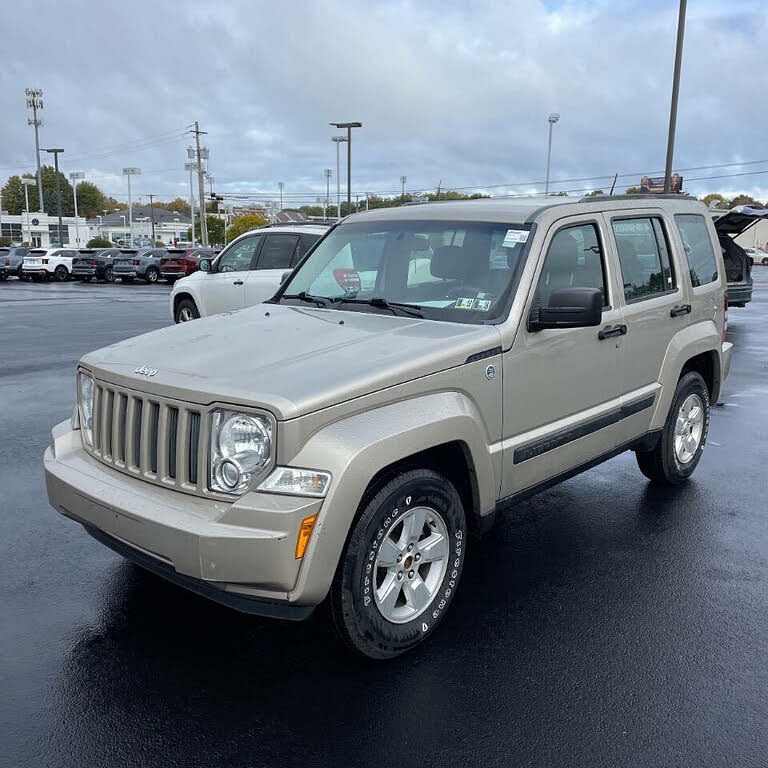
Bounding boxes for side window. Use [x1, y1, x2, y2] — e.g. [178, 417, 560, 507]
[535, 223, 608, 306]
[258, 235, 299, 270]
[612, 217, 676, 301]
[675, 214, 718, 286]
[291, 234, 320, 267]
[217, 235, 261, 272]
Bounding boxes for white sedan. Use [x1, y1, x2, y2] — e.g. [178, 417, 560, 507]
[170, 224, 329, 323]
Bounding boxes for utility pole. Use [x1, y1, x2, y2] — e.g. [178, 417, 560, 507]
[185, 159, 196, 244]
[400, 175, 407, 198]
[22, 178, 35, 244]
[324, 169, 332, 216]
[122, 167, 140, 246]
[25, 88, 44, 210]
[148, 193, 156, 243]
[278, 181, 284, 210]
[43, 148, 64, 245]
[330, 122, 362, 215]
[544, 113, 560, 195]
[331, 135, 347, 218]
[69, 171, 84, 245]
[190, 122, 209, 246]
[664, 0, 687, 193]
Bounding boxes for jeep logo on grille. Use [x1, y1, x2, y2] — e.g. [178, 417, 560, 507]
[134, 365, 158, 378]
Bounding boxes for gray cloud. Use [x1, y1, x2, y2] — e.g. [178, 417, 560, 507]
[1, 0, 766, 206]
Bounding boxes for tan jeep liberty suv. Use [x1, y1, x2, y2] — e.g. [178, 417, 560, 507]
[44, 194, 732, 658]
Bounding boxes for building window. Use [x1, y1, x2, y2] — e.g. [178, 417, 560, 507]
[48, 224, 70, 245]
[1, 223, 23, 241]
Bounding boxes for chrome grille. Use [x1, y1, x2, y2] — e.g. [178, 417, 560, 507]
[89, 380, 207, 495]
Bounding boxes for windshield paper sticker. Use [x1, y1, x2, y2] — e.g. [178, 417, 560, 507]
[502, 229, 529, 247]
[455, 297, 492, 311]
[455, 298, 475, 309]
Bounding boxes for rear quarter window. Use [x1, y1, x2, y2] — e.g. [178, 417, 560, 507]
[675, 214, 718, 287]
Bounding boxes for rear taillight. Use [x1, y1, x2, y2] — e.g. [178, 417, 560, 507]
[91, 259, 98, 266]
[3, 258, 8, 266]
[42, 258, 49, 264]
[132, 259, 140, 266]
[333, 268, 361, 293]
[722, 294, 728, 341]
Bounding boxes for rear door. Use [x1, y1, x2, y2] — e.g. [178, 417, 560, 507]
[244, 233, 299, 306]
[603, 211, 687, 439]
[201, 234, 263, 316]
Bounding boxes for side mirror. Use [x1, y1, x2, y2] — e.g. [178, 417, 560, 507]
[279, 270, 291, 285]
[199, 258, 212, 272]
[529, 287, 603, 331]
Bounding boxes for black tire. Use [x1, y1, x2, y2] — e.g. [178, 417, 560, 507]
[635, 371, 710, 485]
[54, 265, 69, 282]
[17, 265, 25, 280]
[174, 297, 200, 323]
[145, 267, 159, 284]
[0, 273, 7, 281]
[762, 257, 768, 266]
[330, 468, 467, 659]
[104, 266, 114, 283]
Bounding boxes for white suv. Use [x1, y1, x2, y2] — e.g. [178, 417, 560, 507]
[22, 248, 77, 281]
[170, 225, 328, 322]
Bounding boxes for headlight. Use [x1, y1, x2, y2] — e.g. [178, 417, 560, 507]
[77, 371, 95, 446]
[258, 467, 331, 498]
[209, 410, 272, 495]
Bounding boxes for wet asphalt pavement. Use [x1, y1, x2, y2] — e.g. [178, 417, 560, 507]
[1, 273, 767, 768]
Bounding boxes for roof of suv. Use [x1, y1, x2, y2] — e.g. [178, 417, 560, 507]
[345, 194, 707, 224]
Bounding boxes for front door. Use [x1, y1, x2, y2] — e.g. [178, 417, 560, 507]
[202, 234, 263, 316]
[501, 216, 626, 498]
[244, 234, 300, 307]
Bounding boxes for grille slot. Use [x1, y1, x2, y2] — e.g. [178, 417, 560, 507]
[85, 381, 204, 495]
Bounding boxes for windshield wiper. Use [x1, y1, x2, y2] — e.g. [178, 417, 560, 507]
[339, 296, 424, 318]
[281, 291, 333, 308]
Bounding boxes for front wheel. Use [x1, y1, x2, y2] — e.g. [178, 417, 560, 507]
[635, 371, 710, 485]
[174, 298, 200, 323]
[331, 468, 467, 659]
[104, 266, 114, 283]
[762, 256, 768, 266]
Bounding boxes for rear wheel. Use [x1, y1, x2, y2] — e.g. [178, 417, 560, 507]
[635, 371, 710, 485]
[0, 273, 7, 281]
[174, 298, 200, 323]
[330, 468, 466, 659]
[145, 266, 159, 283]
[104, 266, 114, 283]
[17, 265, 25, 280]
[54, 265, 69, 281]
[762, 256, 768, 266]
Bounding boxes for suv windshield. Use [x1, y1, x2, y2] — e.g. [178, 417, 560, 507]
[278, 220, 531, 323]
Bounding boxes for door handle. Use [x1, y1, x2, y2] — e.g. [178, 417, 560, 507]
[670, 303, 691, 318]
[233, 280, 244, 285]
[598, 324, 627, 341]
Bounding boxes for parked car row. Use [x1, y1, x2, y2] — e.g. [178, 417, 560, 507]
[0, 245, 220, 283]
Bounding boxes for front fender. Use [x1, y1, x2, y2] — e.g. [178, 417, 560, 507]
[286, 391, 496, 605]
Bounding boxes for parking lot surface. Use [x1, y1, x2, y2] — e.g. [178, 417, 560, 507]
[1, 274, 767, 768]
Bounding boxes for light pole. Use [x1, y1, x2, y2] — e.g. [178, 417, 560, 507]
[331, 135, 347, 218]
[25, 88, 44, 209]
[122, 168, 140, 245]
[185, 160, 196, 244]
[664, 0, 687, 193]
[400, 175, 407, 198]
[324, 169, 332, 215]
[120, 215, 126, 244]
[330, 122, 362, 215]
[544, 113, 560, 195]
[22, 178, 35, 244]
[69, 171, 84, 245]
[43, 148, 64, 245]
[278, 182, 284, 210]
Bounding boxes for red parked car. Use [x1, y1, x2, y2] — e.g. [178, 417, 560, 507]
[160, 247, 218, 283]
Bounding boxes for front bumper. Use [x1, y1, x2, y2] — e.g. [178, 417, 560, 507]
[44, 421, 322, 619]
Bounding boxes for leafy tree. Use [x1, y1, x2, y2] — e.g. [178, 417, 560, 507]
[39, 165, 74, 216]
[549, 191, 568, 197]
[154, 240, 165, 247]
[153, 197, 191, 217]
[87, 236, 112, 248]
[187, 216, 225, 246]
[728, 194, 763, 208]
[75, 181, 111, 219]
[0, 236, 11, 247]
[226, 213, 269, 241]
[625, 186, 643, 194]
[587, 189, 605, 196]
[1, 176, 27, 215]
[701, 193, 728, 209]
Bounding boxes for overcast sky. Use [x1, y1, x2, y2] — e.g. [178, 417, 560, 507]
[1, 0, 766, 207]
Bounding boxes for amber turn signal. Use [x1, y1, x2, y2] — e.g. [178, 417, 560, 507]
[295, 513, 318, 559]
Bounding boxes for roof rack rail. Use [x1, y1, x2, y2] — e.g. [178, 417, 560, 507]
[578, 193, 697, 202]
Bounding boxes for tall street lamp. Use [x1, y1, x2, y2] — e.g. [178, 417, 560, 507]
[664, 0, 687, 193]
[544, 113, 560, 195]
[400, 175, 407, 198]
[331, 135, 347, 218]
[184, 161, 197, 244]
[69, 171, 85, 245]
[324, 169, 332, 215]
[21, 178, 36, 244]
[278, 181, 284, 211]
[122, 167, 140, 245]
[42, 148, 64, 245]
[330, 122, 362, 214]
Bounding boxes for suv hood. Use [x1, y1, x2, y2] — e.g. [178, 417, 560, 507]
[80, 304, 502, 420]
[712, 205, 768, 237]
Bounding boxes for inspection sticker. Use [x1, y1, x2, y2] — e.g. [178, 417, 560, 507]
[502, 228, 529, 247]
[455, 298, 475, 309]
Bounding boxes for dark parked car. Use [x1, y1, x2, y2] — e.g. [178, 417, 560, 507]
[160, 247, 217, 283]
[0, 246, 30, 280]
[72, 248, 121, 282]
[711, 206, 768, 307]
[112, 247, 168, 284]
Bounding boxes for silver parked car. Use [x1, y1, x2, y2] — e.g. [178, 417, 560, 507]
[45, 194, 731, 658]
[112, 247, 168, 284]
[0, 246, 30, 280]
